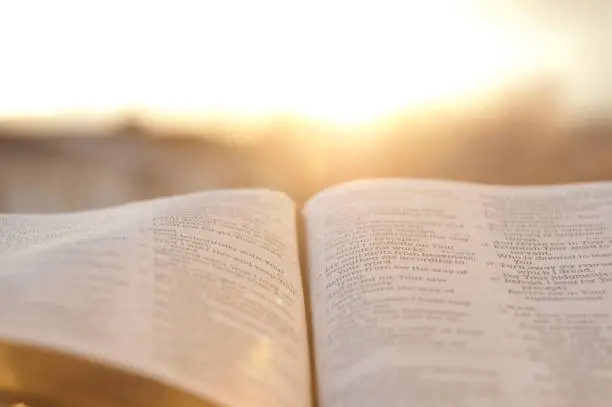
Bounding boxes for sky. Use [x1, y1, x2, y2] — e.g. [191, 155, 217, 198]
[0, 0, 608, 125]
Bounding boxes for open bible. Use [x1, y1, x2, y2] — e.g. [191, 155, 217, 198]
[2, 179, 612, 407]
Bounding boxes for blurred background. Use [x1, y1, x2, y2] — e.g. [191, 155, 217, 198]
[1, 0, 612, 212]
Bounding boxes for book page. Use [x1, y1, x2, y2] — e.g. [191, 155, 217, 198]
[0, 190, 310, 407]
[305, 179, 612, 407]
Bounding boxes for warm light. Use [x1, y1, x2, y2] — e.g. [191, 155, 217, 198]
[0, 0, 554, 127]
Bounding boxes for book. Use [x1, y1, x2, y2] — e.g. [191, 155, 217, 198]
[1, 178, 612, 407]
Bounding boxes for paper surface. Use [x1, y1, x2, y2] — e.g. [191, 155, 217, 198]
[0, 190, 310, 407]
[305, 179, 612, 407]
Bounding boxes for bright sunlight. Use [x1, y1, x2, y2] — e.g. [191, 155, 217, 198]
[0, 0, 557, 127]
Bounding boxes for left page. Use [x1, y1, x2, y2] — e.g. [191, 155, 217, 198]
[0, 190, 310, 407]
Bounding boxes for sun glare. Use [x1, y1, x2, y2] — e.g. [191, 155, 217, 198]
[0, 0, 551, 127]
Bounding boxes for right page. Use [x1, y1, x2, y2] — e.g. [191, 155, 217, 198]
[304, 179, 612, 407]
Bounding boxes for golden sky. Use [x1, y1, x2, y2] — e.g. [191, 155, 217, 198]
[0, 1, 575, 125]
